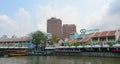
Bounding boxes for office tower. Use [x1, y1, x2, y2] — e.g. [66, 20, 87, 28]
[47, 17, 62, 38]
[63, 24, 76, 38]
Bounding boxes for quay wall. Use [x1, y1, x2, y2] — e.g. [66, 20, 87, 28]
[54, 52, 120, 58]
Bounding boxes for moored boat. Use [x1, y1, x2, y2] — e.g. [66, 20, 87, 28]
[9, 54, 27, 57]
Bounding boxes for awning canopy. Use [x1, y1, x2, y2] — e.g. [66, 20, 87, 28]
[113, 44, 120, 47]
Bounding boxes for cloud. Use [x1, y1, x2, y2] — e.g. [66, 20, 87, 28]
[0, 14, 19, 37]
[100, 0, 120, 31]
[36, 0, 117, 33]
[0, 8, 36, 37]
[36, 5, 81, 32]
[15, 8, 35, 34]
[16, 8, 31, 21]
[85, 0, 120, 31]
[85, 3, 109, 29]
[108, 0, 120, 14]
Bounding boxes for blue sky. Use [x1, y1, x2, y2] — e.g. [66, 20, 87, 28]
[0, 0, 120, 37]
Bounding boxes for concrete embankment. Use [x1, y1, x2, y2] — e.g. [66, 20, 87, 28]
[54, 52, 120, 58]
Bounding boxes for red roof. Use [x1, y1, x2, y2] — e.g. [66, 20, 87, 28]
[81, 38, 91, 43]
[99, 31, 108, 37]
[92, 30, 116, 37]
[68, 39, 80, 43]
[107, 30, 116, 36]
[92, 32, 101, 37]
[0, 37, 32, 42]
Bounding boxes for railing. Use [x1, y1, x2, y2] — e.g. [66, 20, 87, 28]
[0, 46, 28, 49]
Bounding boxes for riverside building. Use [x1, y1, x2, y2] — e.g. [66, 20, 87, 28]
[0, 37, 33, 56]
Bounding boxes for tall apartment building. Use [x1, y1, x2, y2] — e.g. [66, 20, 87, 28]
[63, 24, 76, 38]
[47, 17, 62, 38]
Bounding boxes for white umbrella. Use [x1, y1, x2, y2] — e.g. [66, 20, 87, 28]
[3, 46, 8, 48]
[70, 46, 75, 48]
[102, 45, 109, 48]
[55, 46, 64, 48]
[92, 45, 101, 48]
[9, 46, 15, 48]
[0, 46, 5, 48]
[84, 45, 91, 48]
[113, 44, 120, 48]
[64, 46, 69, 48]
[21, 46, 28, 49]
[45, 47, 55, 49]
[14, 46, 19, 48]
[77, 45, 83, 48]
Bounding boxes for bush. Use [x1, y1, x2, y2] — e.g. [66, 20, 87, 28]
[68, 43, 73, 46]
[85, 42, 91, 45]
[74, 42, 80, 46]
[107, 42, 116, 46]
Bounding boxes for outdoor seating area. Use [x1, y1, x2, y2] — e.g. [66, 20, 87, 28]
[55, 49, 81, 53]
[45, 43, 120, 53]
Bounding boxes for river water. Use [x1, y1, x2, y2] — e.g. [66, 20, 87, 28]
[0, 56, 120, 64]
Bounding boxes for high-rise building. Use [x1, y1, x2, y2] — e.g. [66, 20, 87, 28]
[47, 17, 62, 38]
[63, 24, 76, 38]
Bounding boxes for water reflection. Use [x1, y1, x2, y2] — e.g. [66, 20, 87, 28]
[0, 56, 120, 64]
[26, 56, 120, 64]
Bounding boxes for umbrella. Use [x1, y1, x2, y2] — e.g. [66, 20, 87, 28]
[64, 46, 69, 48]
[113, 44, 120, 48]
[92, 45, 101, 48]
[45, 47, 55, 49]
[77, 45, 83, 48]
[102, 45, 109, 48]
[70, 46, 75, 48]
[84, 45, 91, 48]
[55, 46, 64, 48]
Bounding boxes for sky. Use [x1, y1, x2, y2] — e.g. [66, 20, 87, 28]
[0, 0, 120, 37]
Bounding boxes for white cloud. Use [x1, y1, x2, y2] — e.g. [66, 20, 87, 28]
[36, 1, 119, 33]
[84, 3, 110, 29]
[84, 0, 120, 31]
[0, 8, 36, 37]
[36, 5, 81, 32]
[14, 8, 36, 36]
[0, 15, 19, 37]
[16, 8, 31, 21]
[35, 0, 116, 33]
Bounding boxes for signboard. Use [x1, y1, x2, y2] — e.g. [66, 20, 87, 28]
[80, 29, 99, 34]
[80, 29, 86, 34]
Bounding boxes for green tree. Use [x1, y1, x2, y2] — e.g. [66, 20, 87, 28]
[32, 31, 47, 52]
[85, 42, 91, 45]
[48, 40, 53, 45]
[107, 41, 116, 47]
[74, 42, 80, 47]
[51, 35, 59, 44]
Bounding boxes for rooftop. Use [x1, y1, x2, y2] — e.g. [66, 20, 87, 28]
[81, 38, 91, 43]
[0, 37, 32, 42]
[92, 30, 116, 37]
